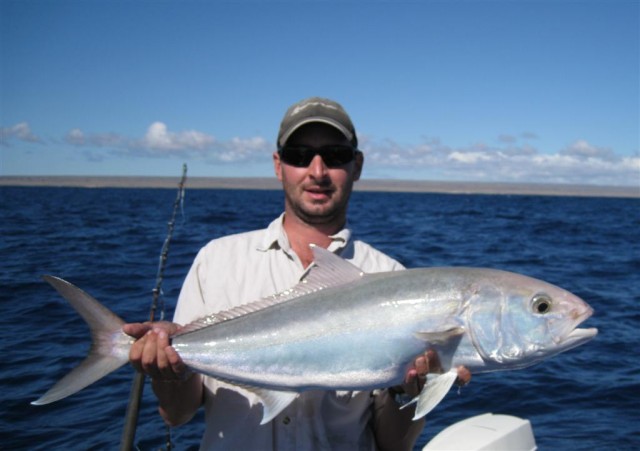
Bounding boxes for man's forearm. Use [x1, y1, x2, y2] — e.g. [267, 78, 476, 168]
[152, 373, 204, 427]
[373, 389, 426, 451]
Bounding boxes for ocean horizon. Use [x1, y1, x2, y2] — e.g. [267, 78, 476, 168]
[1, 175, 638, 198]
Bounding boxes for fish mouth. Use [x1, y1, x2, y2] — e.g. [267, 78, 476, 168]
[554, 303, 597, 351]
[559, 327, 598, 350]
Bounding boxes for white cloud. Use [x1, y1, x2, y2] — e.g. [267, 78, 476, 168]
[141, 122, 215, 151]
[217, 137, 270, 162]
[65, 128, 123, 147]
[66, 128, 85, 145]
[62, 122, 273, 163]
[560, 139, 616, 162]
[5, 121, 637, 186]
[0, 122, 41, 145]
[361, 137, 639, 186]
[448, 151, 492, 164]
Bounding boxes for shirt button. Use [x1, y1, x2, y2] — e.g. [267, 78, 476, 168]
[283, 416, 291, 425]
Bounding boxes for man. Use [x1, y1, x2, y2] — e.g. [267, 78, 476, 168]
[124, 97, 470, 450]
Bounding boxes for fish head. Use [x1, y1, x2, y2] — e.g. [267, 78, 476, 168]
[466, 269, 598, 370]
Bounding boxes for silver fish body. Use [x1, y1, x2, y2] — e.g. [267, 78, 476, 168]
[33, 246, 597, 423]
[175, 264, 593, 387]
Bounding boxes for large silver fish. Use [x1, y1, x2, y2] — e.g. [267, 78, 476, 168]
[33, 246, 597, 423]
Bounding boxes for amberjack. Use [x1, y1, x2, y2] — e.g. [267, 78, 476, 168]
[33, 245, 597, 423]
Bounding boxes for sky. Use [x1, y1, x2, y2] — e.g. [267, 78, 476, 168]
[1, 0, 638, 187]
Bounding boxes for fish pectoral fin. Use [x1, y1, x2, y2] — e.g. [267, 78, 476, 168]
[250, 387, 299, 425]
[413, 327, 465, 345]
[400, 370, 458, 420]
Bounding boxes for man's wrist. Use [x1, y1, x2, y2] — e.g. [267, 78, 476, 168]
[387, 386, 414, 405]
[151, 369, 195, 384]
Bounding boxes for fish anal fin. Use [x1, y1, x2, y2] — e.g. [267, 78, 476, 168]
[209, 379, 298, 425]
[252, 388, 299, 425]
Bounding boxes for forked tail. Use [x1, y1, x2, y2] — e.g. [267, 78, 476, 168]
[32, 276, 132, 405]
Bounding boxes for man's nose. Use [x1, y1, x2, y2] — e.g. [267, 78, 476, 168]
[308, 154, 329, 178]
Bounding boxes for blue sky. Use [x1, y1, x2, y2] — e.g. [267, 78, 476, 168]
[1, 0, 638, 186]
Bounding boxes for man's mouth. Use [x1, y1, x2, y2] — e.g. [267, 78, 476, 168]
[305, 186, 333, 200]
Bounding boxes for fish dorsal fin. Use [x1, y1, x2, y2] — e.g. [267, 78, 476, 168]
[178, 298, 284, 335]
[303, 244, 364, 287]
[177, 245, 365, 336]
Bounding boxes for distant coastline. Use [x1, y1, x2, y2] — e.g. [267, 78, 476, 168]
[0, 175, 638, 198]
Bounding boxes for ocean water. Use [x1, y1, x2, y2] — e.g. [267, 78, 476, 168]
[1, 186, 638, 450]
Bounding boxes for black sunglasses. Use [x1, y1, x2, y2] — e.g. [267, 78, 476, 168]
[278, 145, 358, 168]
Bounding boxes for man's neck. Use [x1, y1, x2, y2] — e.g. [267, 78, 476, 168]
[282, 213, 344, 268]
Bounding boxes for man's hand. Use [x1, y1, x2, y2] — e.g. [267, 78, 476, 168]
[397, 350, 472, 397]
[123, 321, 191, 382]
[374, 350, 471, 450]
[123, 322, 203, 426]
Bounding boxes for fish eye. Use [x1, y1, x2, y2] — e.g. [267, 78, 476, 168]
[532, 294, 553, 314]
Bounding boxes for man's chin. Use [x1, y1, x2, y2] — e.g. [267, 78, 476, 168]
[298, 203, 342, 224]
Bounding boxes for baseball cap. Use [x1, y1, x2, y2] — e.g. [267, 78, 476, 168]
[277, 97, 358, 148]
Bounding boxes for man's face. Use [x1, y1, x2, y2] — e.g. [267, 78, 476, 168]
[273, 122, 363, 227]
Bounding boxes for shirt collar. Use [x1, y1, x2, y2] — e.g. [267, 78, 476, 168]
[257, 213, 352, 254]
[328, 222, 351, 252]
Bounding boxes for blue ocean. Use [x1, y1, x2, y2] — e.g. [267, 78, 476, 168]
[1, 186, 638, 450]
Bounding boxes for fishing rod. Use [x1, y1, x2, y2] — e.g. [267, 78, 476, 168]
[120, 164, 188, 451]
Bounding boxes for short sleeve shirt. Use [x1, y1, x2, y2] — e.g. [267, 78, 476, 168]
[174, 213, 404, 450]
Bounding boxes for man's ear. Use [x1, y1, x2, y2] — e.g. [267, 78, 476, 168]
[353, 151, 364, 182]
[273, 151, 283, 181]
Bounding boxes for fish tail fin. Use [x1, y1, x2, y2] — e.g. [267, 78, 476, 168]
[32, 276, 131, 405]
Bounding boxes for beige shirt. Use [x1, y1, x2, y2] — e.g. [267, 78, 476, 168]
[174, 213, 404, 450]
